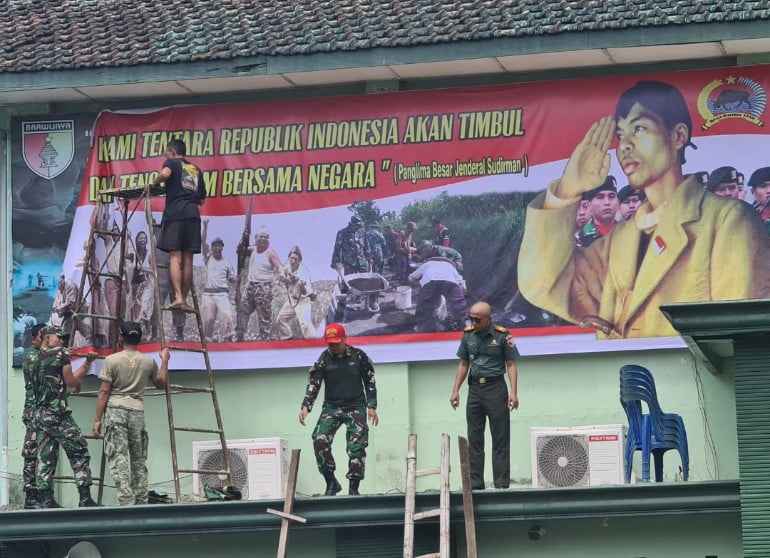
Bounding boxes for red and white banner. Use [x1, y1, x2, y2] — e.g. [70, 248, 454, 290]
[54, 65, 770, 368]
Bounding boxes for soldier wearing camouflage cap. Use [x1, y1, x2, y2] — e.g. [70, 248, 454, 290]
[33, 325, 99, 508]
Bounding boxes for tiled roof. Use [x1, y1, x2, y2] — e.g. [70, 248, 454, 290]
[1, 0, 768, 73]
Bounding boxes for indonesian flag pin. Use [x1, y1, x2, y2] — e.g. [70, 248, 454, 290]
[653, 235, 666, 255]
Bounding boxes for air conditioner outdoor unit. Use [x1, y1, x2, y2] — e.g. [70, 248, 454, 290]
[531, 425, 628, 488]
[192, 437, 288, 500]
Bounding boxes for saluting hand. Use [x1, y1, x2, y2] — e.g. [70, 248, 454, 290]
[557, 115, 614, 199]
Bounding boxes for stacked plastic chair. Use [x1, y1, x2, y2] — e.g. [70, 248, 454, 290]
[619, 364, 689, 483]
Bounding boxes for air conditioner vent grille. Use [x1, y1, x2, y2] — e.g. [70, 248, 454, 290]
[536, 434, 590, 487]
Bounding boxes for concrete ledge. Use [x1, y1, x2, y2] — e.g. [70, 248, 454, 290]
[0, 481, 740, 542]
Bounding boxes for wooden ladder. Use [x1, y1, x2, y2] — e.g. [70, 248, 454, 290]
[403, 433, 450, 558]
[69, 183, 231, 503]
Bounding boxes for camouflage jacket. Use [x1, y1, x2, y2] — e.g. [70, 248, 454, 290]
[302, 346, 377, 411]
[365, 229, 386, 261]
[35, 346, 72, 414]
[575, 219, 602, 248]
[431, 245, 463, 270]
[22, 346, 41, 421]
[331, 226, 370, 273]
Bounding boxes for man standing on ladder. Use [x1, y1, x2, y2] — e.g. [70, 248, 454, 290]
[93, 322, 170, 505]
[298, 323, 378, 496]
[150, 139, 206, 313]
[450, 301, 519, 490]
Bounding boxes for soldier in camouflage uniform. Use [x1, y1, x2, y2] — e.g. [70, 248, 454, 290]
[575, 176, 618, 248]
[365, 222, 386, 274]
[416, 240, 464, 271]
[298, 323, 378, 496]
[34, 326, 97, 508]
[330, 215, 371, 275]
[236, 227, 283, 341]
[21, 323, 58, 509]
[34, 326, 99, 508]
[93, 322, 170, 506]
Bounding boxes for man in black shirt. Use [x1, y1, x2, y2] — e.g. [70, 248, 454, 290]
[150, 139, 206, 312]
[298, 323, 378, 496]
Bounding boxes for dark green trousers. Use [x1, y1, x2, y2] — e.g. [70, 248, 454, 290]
[466, 378, 510, 489]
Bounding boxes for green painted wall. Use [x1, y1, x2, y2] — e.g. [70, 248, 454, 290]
[5, 347, 738, 507]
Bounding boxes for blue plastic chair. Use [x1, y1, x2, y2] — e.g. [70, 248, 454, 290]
[619, 365, 689, 483]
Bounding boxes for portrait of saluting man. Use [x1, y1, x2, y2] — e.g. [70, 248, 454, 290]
[518, 80, 770, 339]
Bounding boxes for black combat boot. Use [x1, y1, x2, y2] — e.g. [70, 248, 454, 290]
[23, 489, 39, 509]
[78, 485, 99, 507]
[36, 489, 62, 509]
[322, 471, 341, 496]
[348, 479, 360, 496]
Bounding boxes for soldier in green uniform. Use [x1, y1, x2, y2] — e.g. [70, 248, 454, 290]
[416, 240, 464, 271]
[331, 215, 371, 275]
[450, 302, 519, 489]
[34, 326, 99, 508]
[365, 222, 386, 274]
[298, 323, 378, 496]
[21, 323, 58, 509]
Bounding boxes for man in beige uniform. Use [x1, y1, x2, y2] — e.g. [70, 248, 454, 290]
[93, 322, 170, 505]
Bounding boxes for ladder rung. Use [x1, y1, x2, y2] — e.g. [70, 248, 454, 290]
[94, 271, 122, 280]
[416, 467, 441, 477]
[413, 509, 441, 521]
[166, 345, 207, 353]
[93, 229, 122, 238]
[416, 554, 441, 558]
[174, 426, 223, 434]
[162, 305, 198, 314]
[157, 263, 169, 270]
[71, 353, 108, 361]
[75, 313, 122, 321]
[168, 384, 214, 394]
[177, 468, 230, 476]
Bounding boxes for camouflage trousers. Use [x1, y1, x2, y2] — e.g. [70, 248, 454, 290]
[311, 403, 369, 481]
[104, 407, 149, 506]
[35, 409, 91, 490]
[21, 414, 59, 491]
[236, 280, 273, 340]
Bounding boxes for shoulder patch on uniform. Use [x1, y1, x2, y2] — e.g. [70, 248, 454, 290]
[495, 325, 509, 334]
[506, 336, 516, 348]
[464, 325, 475, 332]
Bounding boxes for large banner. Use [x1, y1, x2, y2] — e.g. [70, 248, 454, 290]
[11, 113, 97, 366]
[28, 65, 770, 368]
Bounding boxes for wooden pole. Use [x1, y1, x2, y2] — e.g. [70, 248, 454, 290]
[266, 449, 304, 558]
[458, 436, 477, 558]
[403, 434, 417, 558]
[439, 434, 450, 558]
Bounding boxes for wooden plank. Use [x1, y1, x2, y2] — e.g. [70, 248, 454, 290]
[403, 434, 417, 558]
[275, 449, 302, 558]
[458, 436, 478, 558]
[413, 509, 440, 521]
[439, 434, 450, 558]
[266, 509, 307, 524]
